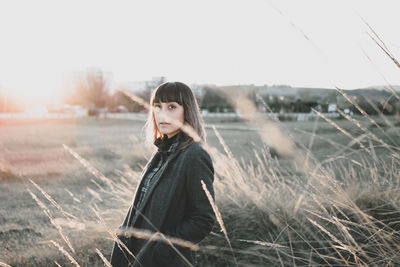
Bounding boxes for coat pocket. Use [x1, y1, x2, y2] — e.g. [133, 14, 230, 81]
[154, 241, 182, 265]
[153, 241, 193, 267]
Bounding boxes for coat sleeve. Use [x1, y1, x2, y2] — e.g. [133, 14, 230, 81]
[171, 145, 216, 244]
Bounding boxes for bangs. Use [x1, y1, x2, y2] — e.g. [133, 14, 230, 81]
[152, 82, 183, 105]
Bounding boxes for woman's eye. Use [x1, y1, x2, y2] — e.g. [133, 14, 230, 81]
[168, 105, 176, 109]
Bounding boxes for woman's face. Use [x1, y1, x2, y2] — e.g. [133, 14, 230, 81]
[153, 101, 184, 138]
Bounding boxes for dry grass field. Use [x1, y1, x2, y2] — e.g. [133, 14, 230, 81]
[0, 115, 399, 266]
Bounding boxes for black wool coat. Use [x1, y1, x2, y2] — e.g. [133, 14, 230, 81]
[110, 136, 216, 267]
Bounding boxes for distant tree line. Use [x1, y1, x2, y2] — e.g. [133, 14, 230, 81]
[338, 95, 400, 115]
[199, 87, 235, 112]
[256, 91, 400, 115]
[61, 78, 400, 116]
[1, 71, 400, 116]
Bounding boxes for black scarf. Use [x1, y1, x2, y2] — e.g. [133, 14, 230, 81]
[153, 131, 183, 157]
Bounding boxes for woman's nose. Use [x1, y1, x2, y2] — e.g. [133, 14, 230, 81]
[158, 109, 169, 120]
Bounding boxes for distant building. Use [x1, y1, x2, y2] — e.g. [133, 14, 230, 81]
[328, 104, 337, 113]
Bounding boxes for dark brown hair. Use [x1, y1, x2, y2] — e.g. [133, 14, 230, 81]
[144, 82, 206, 149]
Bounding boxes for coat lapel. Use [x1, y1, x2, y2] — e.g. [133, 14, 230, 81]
[132, 152, 157, 202]
[137, 149, 182, 212]
[122, 152, 158, 228]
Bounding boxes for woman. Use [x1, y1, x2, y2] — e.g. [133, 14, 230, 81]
[110, 82, 216, 266]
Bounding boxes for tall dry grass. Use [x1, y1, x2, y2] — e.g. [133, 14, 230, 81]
[201, 127, 400, 266]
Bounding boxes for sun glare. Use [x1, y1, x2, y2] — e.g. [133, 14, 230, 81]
[2, 75, 63, 110]
[24, 105, 49, 116]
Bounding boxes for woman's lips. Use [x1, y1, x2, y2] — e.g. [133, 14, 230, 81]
[159, 122, 170, 126]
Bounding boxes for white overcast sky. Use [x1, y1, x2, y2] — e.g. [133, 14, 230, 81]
[0, 0, 399, 103]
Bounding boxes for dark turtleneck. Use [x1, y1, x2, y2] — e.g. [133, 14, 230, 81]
[154, 131, 182, 153]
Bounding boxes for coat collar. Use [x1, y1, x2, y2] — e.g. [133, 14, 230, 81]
[153, 131, 184, 158]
